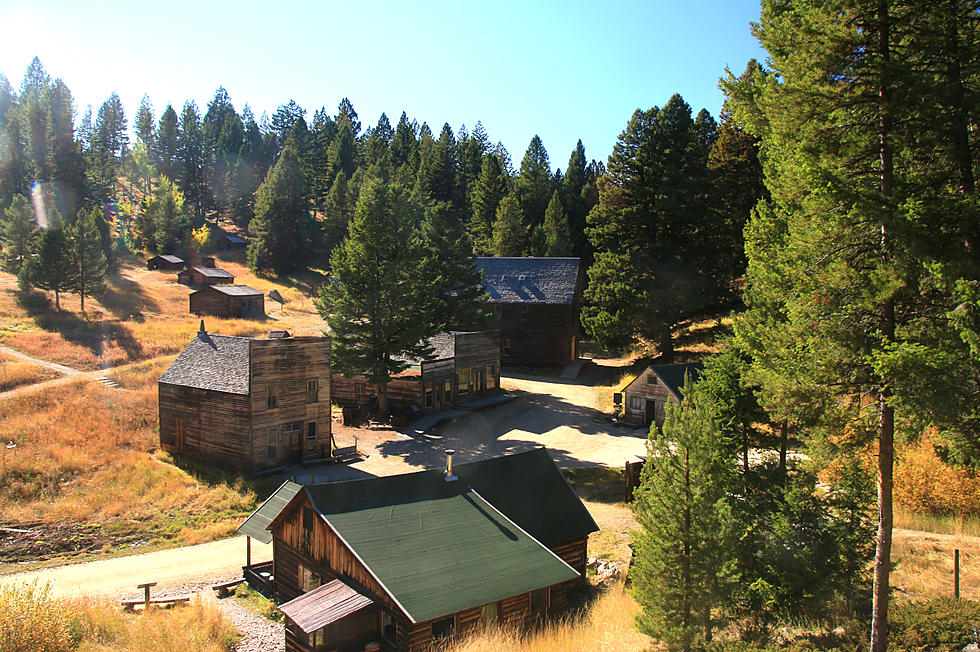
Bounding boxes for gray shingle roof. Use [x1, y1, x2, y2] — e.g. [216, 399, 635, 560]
[205, 285, 263, 297]
[158, 333, 251, 394]
[394, 331, 456, 365]
[224, 234, 247, 244]
[154, 255, 184, 264]
[476, 257, 581, 304]
[190, 266, 235, 279]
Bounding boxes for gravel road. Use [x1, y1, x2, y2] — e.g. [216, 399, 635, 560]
[213, 595, 285, 652]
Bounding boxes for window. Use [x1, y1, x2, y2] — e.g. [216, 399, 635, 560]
[266, 428, 277, 460]
[299, 563, 320, 592]
[306, 421, 317, 441]
[655, 400, 666, 420]
[646, 374, 657, 385]
[481, 602, 499, 627]
[431, 615, 456, 640]
[355, 382, 365, 400]
[629, 395, 643, 411]
[444, 378, 453, 401]
[302, 506, 314, 532]
[530, 588, 549, 615]
[381, 612, 396, 643]
[520, 306, 528, 321]
[502, 339, 511, 356]
[425, 384, 433, 409]
[307, 379, 319, 403]
[457, 367, 471, 397]
[266, 384, 278, 409]
[487, 364, 497, 390]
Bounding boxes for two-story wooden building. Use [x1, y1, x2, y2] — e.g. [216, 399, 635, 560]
[620, 362, 702, 427]
[238, 448, 598, 652]
[158, 327, 332, 472]
[189, 285, 265, 318]
[475, 257, 583, 367]
[331, 330, 500, 416]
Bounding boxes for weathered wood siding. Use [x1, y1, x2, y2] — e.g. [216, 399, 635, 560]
[623, 366, 679, 426]
[488, 303, 580, 367]
[548, 536, 589, 576]
[177, 268, 234, 286]
[331, 374, 423, 411]
[189, 289, 265, 318]
[158, 383, 252, 469]
[250, 337, 332, 468]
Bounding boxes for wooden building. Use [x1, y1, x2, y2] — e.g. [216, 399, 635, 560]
[158, 327, 333, 472]
[620, 362, 702, 427]
[219, 234, 247, 250]
[238, 448, 598, 652]
[177, 266, 235, 286]
[147, 254, 184, 271]
[475, 257, 583, 367]
[331, 330, 500, 416]
[189, 285, 265, 318]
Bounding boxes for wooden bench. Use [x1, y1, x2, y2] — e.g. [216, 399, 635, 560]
[120, 595, 192, 611]
[211, 578, 245, 598]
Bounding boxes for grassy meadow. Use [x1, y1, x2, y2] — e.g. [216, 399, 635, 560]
[0, 351, 59, 392]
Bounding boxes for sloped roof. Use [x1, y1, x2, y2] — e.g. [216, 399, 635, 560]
[187, 266, 235, 279]
[200, 285, 263, 297]
[279, 580, 373, 633]
[150, 254, 183, 264]
[238, 480, 302, 544]
[306, 481, 578, 623]
[158, 333, 251, 394]
[475, 257, 581, 305]
[224, 234, 247, 244]
[394, 331, 456, 366]
[626, 362, 704, 399]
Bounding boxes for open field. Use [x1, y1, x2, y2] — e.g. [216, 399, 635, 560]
[0, 350, 59, 391]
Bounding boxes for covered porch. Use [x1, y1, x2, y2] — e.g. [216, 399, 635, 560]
[281, 579, 391, 652]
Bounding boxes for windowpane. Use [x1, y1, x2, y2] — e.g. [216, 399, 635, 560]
[431, 616, 456, 639]
[629, 395, 642, 410]
[267, 384, 278, 409]
[266, 428, 277, 460]
[306, 421, 316, 440]
[307, 379, 319, 403]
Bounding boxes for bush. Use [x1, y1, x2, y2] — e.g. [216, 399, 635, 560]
[889, 598, 980, 651]
[0, 582, 81, 652]
[894, 437, 980, 516]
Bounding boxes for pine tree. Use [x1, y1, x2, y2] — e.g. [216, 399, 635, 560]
[21, 227, 71, 309]
[562, 139, 591, 259]
[247, 134, 312, 275]
[420, 202, 488, 329]
[66, 207, 107, 314]
[630, 378, 737, 650]
[416, 123, 461, 211]
[315, 178, 441, 416]
[492, 195, 527, 257]
[470, 154, 507, 255]
[270, 100, 306, 152]
[145, 178, 188, 254]
[135, 94, 155, 148]
[155, 105, 179, 180]
[0, 194, 38, 273]
[322, 172, 352, 254]
[543, 190, 572, 256]
[177, 101, 207, 222]
[515, 135, 553, 227]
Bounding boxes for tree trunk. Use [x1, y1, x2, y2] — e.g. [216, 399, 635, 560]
[704, 602, 712, 644]
[778, 420, 789, 481]
[376, 383, 389, 418]
[658, 324, 674, 362]
[54, 288, 60, 310]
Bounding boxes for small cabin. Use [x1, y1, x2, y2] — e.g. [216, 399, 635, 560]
[177, 266, 235, 286]
[189, 285, 265, 318]
[158, 328, 333, 472]
[238, 448, 598, 652]
[476, 257, 583, 367]
[331, 330, 500, 416]
[621, 362, 702, 427]
[147, 254, 184, 271]
[219, 234, 247, 250]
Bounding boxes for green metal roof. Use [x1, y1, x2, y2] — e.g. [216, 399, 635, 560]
[237, 480, 302, 544]
[308, 481, 579, 623]
[651, 362, 703, 398]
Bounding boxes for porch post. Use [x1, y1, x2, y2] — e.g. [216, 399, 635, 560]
[246, 536, 251, 568]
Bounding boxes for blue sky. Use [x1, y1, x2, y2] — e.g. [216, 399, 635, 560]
[0, 0, 765, 170]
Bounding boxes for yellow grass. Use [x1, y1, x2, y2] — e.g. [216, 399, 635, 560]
[0, 351, 58, 392]
[0, 581, 239, 652]
[445, 584, 651, 652]
[892, 528, 980, 602]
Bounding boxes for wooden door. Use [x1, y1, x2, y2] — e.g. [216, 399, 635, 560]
[175, 418, 186, 452]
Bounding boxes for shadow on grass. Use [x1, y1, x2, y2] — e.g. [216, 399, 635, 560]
[162, 452, 283, 497]
[16, 289, 144, 363]
[564, 466, 627, 504]
[99, 270, 161, 321]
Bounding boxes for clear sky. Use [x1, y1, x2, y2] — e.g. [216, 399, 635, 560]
[0, 0, 765, 170]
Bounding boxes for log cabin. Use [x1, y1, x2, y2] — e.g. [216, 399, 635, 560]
[475, 257, 583, 367]
[189, 285, 265, 318]
[331, 330, 500, 416]
[177, 266, 235, 286]
[146, 254, 184, 271]
[620, 362, 702, 427]
[237, 448, 598, 652]
[158, 326, 333, 472]
[219, 233, 247, 250]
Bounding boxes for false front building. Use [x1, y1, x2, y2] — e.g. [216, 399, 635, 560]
[158, 327, 333, 472]
[475, 257, 583, 367]
[238, 448, 598, 652]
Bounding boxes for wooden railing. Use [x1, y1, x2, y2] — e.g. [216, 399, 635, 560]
[243, 561, 275, 599]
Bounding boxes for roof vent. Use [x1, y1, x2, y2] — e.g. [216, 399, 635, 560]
[268, 330, 291, 339]
[444, 449, 457, 482]
[198, 319, 206, 334]
[518, 274, 527, 282]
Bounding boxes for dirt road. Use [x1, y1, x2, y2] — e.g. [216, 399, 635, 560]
[1, 536, 271, 599]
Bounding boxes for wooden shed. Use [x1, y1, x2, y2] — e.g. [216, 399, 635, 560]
[219, 234, 247, 250]
[238, 448, 597, 652]
[331, 330, 500, 416]
[158, 328, 333, 472]
[189, 285, 265, 318]
[147, 254, 184, 271]
[620, 362, 702, 427]
[476, 257, 583, 367]
[177, 266, 235, 286]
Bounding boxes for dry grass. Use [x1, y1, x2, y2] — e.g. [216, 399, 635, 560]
[0, 581, 239, 652]
[892, 528, 980, 602]
[444, 584, 651, 652]
[0, 351, 58, 392]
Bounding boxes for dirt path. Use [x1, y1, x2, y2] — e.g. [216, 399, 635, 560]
[0, 536, 272, 599]
[213, 595, 285, 652]
[0, 343, 82, 376]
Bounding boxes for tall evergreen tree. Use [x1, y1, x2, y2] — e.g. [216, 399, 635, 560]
[155, 104, 179, 180]
[0, 194, 38, 273]
[203, 86, 244, 217]
[20, 227, 71, 309]
[470, 154, 507, 255]
[66, 207, 108, 314]
[492, 195, 527, 257]
[0, 73, 28, 204]
[144, 177, 187, 254]
[315, 178, 441, 416]
[561, 139, 592, 259]
[135, 94, 155, 148]
[543, 190, 573, 256]
[515, 135, 553, 227]
[416, 123, 460, 211]
[420, 202, 488, 329]
[270, 100, 306, 152]
[177, 101, 206, 222]
[247, 134, 313, 275]
[322, 172, 353, 255]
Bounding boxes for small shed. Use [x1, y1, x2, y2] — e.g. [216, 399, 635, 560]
[177, 266, 235, 286]
[219, 234, 247, 250]
[621, 362, 703, 427]
[147, 254, 184, 271]
[189, 285, 265, 318]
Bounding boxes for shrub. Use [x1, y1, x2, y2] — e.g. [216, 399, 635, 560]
[889, 598, 980, 652]
[894, 437, 980, 516]
[0, 582, 81, 652]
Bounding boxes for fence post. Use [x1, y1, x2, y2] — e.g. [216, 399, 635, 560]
[955, 548, 960, 599]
